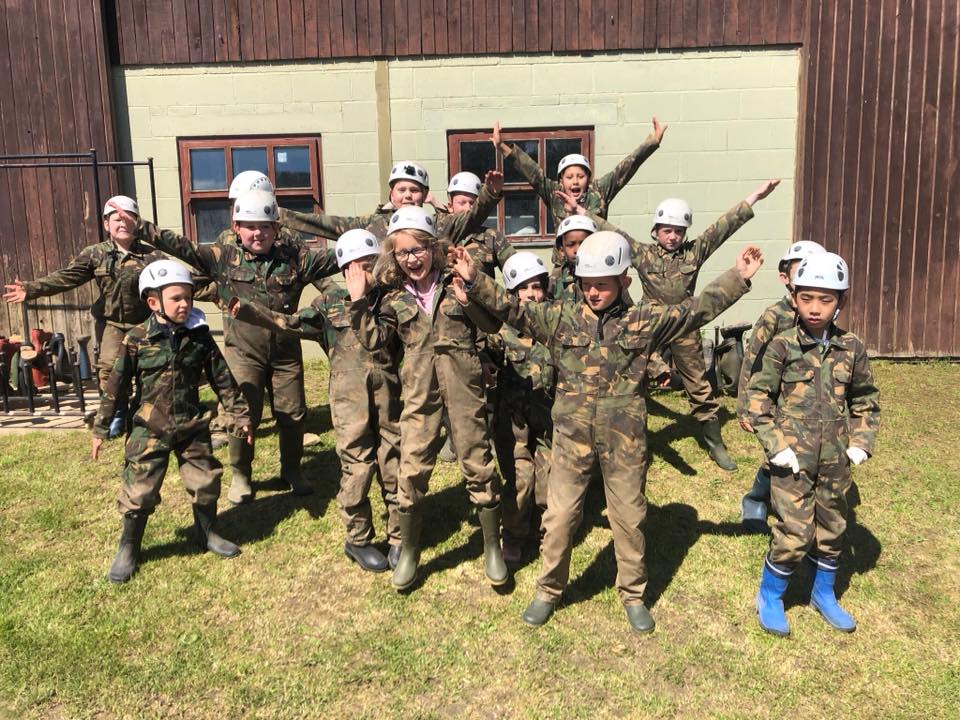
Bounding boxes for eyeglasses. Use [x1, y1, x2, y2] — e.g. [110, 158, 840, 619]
[394, 246, 428, 262]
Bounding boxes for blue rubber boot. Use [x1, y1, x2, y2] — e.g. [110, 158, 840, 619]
[107, 413, 125, 439]
[809, 556, 857, 632]
[756, 556, 792, 637]
[741, 467, 771, 533]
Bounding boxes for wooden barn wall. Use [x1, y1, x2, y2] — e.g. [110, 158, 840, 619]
[796, 0, 960, 357]
[0, 0, 119, 343]
[106, 0, 806, 65]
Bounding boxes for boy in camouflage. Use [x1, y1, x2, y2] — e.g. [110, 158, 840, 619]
[345, 206, 508, 592]
[736, 240, 826, 532]
[228, 229, 402, 574]
[484, 251, 555, 564]
[450, 233, 764, 632]
[549, 215, 597, 301]
[746, 252, 880, 637]
[91, 260, 251, 584]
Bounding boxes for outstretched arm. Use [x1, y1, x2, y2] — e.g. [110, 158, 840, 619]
[278, 207, 369, 241]
[595, 116, 668, 204]
[691, 179, 779, 266]
[140, 220, 215, 274]
[9, 248, 98, 301]
[492, 120, 557, 208]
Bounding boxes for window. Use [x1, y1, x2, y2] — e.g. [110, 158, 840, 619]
[447, 127, 593, 245]
[177, 135, 324, 244]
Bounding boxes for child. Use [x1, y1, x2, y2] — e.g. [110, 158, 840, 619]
[484, 251, 555, 564]
[736, 240, 826, 532]
[746, 252, 880, 637]
[344, 206, 507, 591]
[91, 260, 251, 583]
[140, 189, 341, 504]
[450, 233, 764, 632]
[229, 229, 402, 573]
[549, 215, 597, 301]
[3, 196, 168, 437]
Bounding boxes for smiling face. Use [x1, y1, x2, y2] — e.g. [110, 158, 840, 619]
[147, 283, 194, 324]
[389, 180, 426, 208]
[794, 287, 844, 333]
[447, 192, 477, 214]
[653, 224, 687, 252]
[234, 221, 277, 255]
[559, 165, 590, 200]
[579, 274, 627, 312]
[392, 231, 433, 282]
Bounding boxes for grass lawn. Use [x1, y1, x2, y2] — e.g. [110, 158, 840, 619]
[1, 360, 957, 719]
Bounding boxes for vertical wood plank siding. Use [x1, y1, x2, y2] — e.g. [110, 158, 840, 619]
[795, 1, 960, 356]
[0, 1, 118, 342]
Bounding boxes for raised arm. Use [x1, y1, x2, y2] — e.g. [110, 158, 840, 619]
[492, 121, 558, 208]
[278, 207, 369, 241]
[444, 171, 504, 245]
[139, 220, 215, 274]
[231, 296, 330, 341]
[691, 180, 778, 265]
[595, 117, 667, 204]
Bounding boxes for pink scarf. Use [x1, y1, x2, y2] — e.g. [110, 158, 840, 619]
[404, 271, 440, 316]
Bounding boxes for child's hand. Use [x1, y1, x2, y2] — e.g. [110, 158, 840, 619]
[746, 179, 781, 206]
[736, 245, 764, 280]
[448, 246, 478, 284]
[344, 263, 370, 301]
[484, 170, 504, 196]
[424, 191, 439, 207]
[242, 426, 253, 446]
[451, 276, 470, 305]
[227, 297, 242, 318]
[491, 121, 503, 150]
[2, 279, 25, 304]
[554, 190, 586, 214]
[91, 436, 104, 461]
[770, 447, 800, 474]
[651, 116, 668, 144]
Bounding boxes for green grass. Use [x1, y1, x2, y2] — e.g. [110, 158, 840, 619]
[1, 360, 957, 719]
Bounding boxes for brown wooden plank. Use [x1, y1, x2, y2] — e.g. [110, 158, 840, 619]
[473, 0, 486, 54]
[367, 0, 383, 55]
[487, 0, 500, 53]
[561, 0, 576, 51]
[292, 0, 307, 57]
[200, 0, 217, 61]
[301, 0, 317, 56]
[497, 0, 512, 52]
[629, 0, 644, 48]
[654, 0, 670, 48]
[355, 0, 371, 56]
[460, 0, 474, 55]
[224, 0, 241, 60]
[277, 0, 294, 56]
[327, 0, 343, 56]
[447, 0, 462, 56]
[603, 0, 617, 49]
[262, 0, 279, 59]
[212, 0, 227, 61]
[114, 0, 133, 64]
[343, 0, 359, 56]
[521, 0, 535, 52]
[538, 0, 552, 52]
[378, 0, 394, 55]
[590, 0, 605, 50]
[394, 0, 409, 56]
[721, 0, 739, 45]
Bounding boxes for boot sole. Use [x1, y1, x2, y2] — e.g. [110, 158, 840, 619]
[392, 575, 417, 591]
[810, 601, 857, 632]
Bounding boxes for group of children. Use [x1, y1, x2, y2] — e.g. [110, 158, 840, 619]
[2, 118, 880, 638]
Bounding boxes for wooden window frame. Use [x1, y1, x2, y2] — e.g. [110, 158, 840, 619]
[177, 134, 324, 243]
[447, 126, 594, 246]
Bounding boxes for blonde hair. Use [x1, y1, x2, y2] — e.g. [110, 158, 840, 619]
[374, 229, 446, 287]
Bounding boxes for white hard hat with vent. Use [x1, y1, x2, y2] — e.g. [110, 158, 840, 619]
[502, 252, 548, 291]
[336, 229, 381, 268]
[138, 259, 193, 299]
[229, 170, 274, 199]
[387, 206, 437, 238]
[575, 231, 632, 278]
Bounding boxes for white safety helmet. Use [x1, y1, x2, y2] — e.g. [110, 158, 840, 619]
[387, 205, 437, 238]
[138, 259, 193, 299]
[557, 153, 592, 178]
[336, 229, 380, 269]
[652, 198, 693, 230]
[502, 252, 548, 291]
[792, 252, 850, 291]
[388, 161, 430, 189]
[779, 240, 827, 270]
[447, 171, 482, 197]
[555, 215, 598, 245]
[229, 170, 274, 199]
[103, 195, 139, 218]
[233, 190, 279, 223]
[575, 231, 632, 278]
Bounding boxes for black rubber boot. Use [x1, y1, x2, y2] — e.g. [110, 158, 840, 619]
[279, 425, 313, 496]
[387, 544, 401, 570]
[478, 504, 508, 585]
[741, 467, 772, 533]
[192, 503, 241, 558]
[227, 436, 254, 504]
[624, 603, 656, 633]
[392, 509, 423, 591]
[521, 597, 556, 626]
[108, 512, 148, 584]
[344, 542, 388, 573]
[701, 417, 738, 471]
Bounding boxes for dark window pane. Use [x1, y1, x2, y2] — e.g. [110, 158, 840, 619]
[280, 196, 318, 241]
[458, 141, 495, 179]
[482, 214, 497, 231]
[231, 147, 268, 176]
[504, 191, 540, 236]
[190, 148, 226, 191]
[193, 199, 232, 244]
[546, 208, 556, 236]
[274, 146, 311, 188]
[504, 140, 538, 184]
[546, 138, 583, 181]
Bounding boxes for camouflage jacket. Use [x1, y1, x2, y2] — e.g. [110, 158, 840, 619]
[547, 263, 579, 302]
[431, 207, 516, 277]
[505, 134, 660, 225]
[486, 323, 555, 420]
[736, 295, 796, 421]
[93, 310, 249, 439]
[140, 221, 339, 356]
[278, 184, 502, 243]
[21, 238, 167, 328]
[464, 268, 750, 405]
[233, 280, 401, 377]
[745, 323, 880, 458]
[593, 202, 754, 305]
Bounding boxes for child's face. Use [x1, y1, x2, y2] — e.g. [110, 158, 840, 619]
[794, 287, 843, 333]
[234, 221, 278, 255]
[342, 255, 376, 283]
[559, 165, 589, 200]
[147, 283, 194, 324]
[654, 224, 687, 252]
[515, 277, 546, 305]
[447, 192, 476, 214]
[779, 259, 802, 290]
[580, 274, 627, 312]
[559, 230, 590, 264]
[393, 232, 432, 281]
[103, 212, 138, 243]
[389, 181, 426, 208]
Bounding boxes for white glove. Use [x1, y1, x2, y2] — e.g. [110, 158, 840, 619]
[846, 447, 869, 465]
[770, 447, 800, 474]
